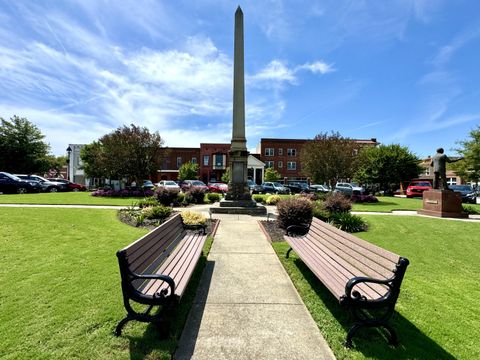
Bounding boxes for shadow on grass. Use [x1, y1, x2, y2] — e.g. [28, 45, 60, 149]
[292, 257, 455, 360]
[123, 250, 215, 359]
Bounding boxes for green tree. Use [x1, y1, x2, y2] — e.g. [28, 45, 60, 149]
[45, 155, 67, 177]
[452, 125, 480, 186]
[0, 115, 51, 173]
[264, 167, 282, 182]
[80, 124, 164, 183]
[354, 144, 422, 192]
[300, 131, 358, 187]
[178, 162, 199, 181]
[221, 168, 231, 183]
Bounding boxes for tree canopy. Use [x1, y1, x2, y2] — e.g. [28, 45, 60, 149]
[80, 124, 164, 182]
[178, 162, 199, 181]
[300, 131, 358, 186]
[264, 167, 282, 182]
[0, 115, 51, 174]
[452, 125, 480, 186]
[354, 144, 422, 191]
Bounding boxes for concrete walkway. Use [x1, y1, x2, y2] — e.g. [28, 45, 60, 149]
[174, 214, 335, 360]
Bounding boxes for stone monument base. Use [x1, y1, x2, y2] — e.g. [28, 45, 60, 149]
[210, 199, 267, 215]
[417, 190, 467, 218]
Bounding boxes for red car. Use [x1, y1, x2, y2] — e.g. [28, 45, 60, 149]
[406, 181, 432, 198]
[47, 178, 87, 192]
[208, 182, 228, 193]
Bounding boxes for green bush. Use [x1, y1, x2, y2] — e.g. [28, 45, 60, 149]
[141, 205, 172, 220]
[276, 197, 314, 230]
[177, 192, 185, 204]
[154, 188, 180, 206]
[462, 204, 480, 215]
[136, 197, 159, 208]
[313, 200, 330, 221]
[206, 192, 221, 203]
[181, 211, 207, 225]
[266, 194, 282, 205]
[185, 187, 206, 204]
[322, 192, 352, 213]
[252, 194, 267, 203]
[329, 212, 368, 233]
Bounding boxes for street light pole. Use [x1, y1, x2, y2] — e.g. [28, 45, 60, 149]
[66, 146, 72, 181]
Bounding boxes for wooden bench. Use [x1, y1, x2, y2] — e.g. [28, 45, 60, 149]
[115, 213, 208, 336]
[284, 217, 409, 347]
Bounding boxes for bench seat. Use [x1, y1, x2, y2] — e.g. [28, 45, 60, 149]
[285, 217, 409, 347]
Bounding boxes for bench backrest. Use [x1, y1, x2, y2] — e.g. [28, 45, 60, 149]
[118, 214, 185, 276]
[308, 217, 401, 280]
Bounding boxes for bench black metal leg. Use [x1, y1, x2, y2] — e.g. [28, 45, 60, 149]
[345, 322, 363, 348]
[115, 314, 134, 336]
[286, 247, 293, 259]
[383, 323, 399, 347]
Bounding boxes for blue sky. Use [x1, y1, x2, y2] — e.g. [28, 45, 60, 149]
[1, 0, 479, 157]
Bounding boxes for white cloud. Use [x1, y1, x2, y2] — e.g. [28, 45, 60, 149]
[296, 61, 335, 75]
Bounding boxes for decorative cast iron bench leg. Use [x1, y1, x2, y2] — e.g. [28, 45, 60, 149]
[115, 315, 134, 336]
[345, 322, 363, 348]
[286, 247, 293, 259]
[383, 323, 399, 347]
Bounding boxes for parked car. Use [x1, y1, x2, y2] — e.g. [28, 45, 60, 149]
[15, 174, 68, 192]
[334, 182, 365, 197]
[181, 180, 209, 192]
[406, 181, 432, 198]
[208, 182, 228, 194]
[310, 184, 330, 193]
[142, 180, 155, 190]
[47, 178, 87, 192]
[261, 182, 290, 194]
[0, 172, 39, 194]
[155, 180, 181, 191]
[449, 184, 477, 204]
[286, 181, 311, 194]
[247, 180, 263, 194]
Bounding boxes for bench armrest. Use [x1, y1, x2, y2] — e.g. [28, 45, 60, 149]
[286, 224, 310, 236]
[340, 276, 394, 306]
[130, 272, 176, 297]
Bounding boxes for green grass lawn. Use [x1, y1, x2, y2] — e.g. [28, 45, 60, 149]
[0, 208, 213, 359]
[273, 215, 480, 360]
[0, 192, 144, 206]
[352, 196, 424, 212]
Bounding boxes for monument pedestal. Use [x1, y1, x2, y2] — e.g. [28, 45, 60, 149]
[210, 199, 267, 215]
[417, 190, 467, 218]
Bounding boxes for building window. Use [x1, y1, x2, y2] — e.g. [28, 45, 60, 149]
[265, 161, 274, 168]
[215, 154, 223, 167]
[203, 155, 210, 166]
[176, 157, 182, 169]
[278, 148, 283, 156]
[265, 148, 274, 156]
[287, 161, 296, 170]
[191, 157, 197, 164]
[278, 161, 283, 168]
[447, 177, 457, 186]
[287, 148, 296, 156]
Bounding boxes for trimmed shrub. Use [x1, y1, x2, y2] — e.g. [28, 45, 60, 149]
[351, 194, 379, 203]
[266, 194, 282, 205]
[329, 212, 368, 233]
[298, 192, 318, 201]
[252, 194, 267, 204]
[185, 187, 206, 204]
[91, 189, 154, 197]
[154, 188, 180, 206]
[141, 205, 172, 220]
[207, 192, 221, 203]
[136, 197, 160, 208]
[322, 192, 352, 213]
[276, 197, 314, 230]
[313, 200, 331, 221]
[181, 211, 207, 225]
[462, 204, 480, 215]
[177, 192, 186, 204]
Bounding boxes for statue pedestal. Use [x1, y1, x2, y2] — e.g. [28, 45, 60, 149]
[417, 190, 467, 218]
[210, 199, 267, 215]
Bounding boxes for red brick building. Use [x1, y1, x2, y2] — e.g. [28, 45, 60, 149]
[256, 138, 379, 181]
[199, 143, 230, 183]
[156, 147, 200, 181]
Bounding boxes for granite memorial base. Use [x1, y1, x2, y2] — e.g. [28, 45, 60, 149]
[210, 199, 267, 215]
[417, 189, 467, 218]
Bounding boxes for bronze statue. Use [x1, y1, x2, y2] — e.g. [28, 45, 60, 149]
[430, 148, 463, 190]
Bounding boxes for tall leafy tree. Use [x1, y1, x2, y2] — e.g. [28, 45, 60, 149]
[452, 125, 480, 186]
[354, 144, 421, 191]
[0, 115, 51, 173]
[300, 131, 358, 187]
[80, 124, 165, 182]
[178, 162, 199, 181]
